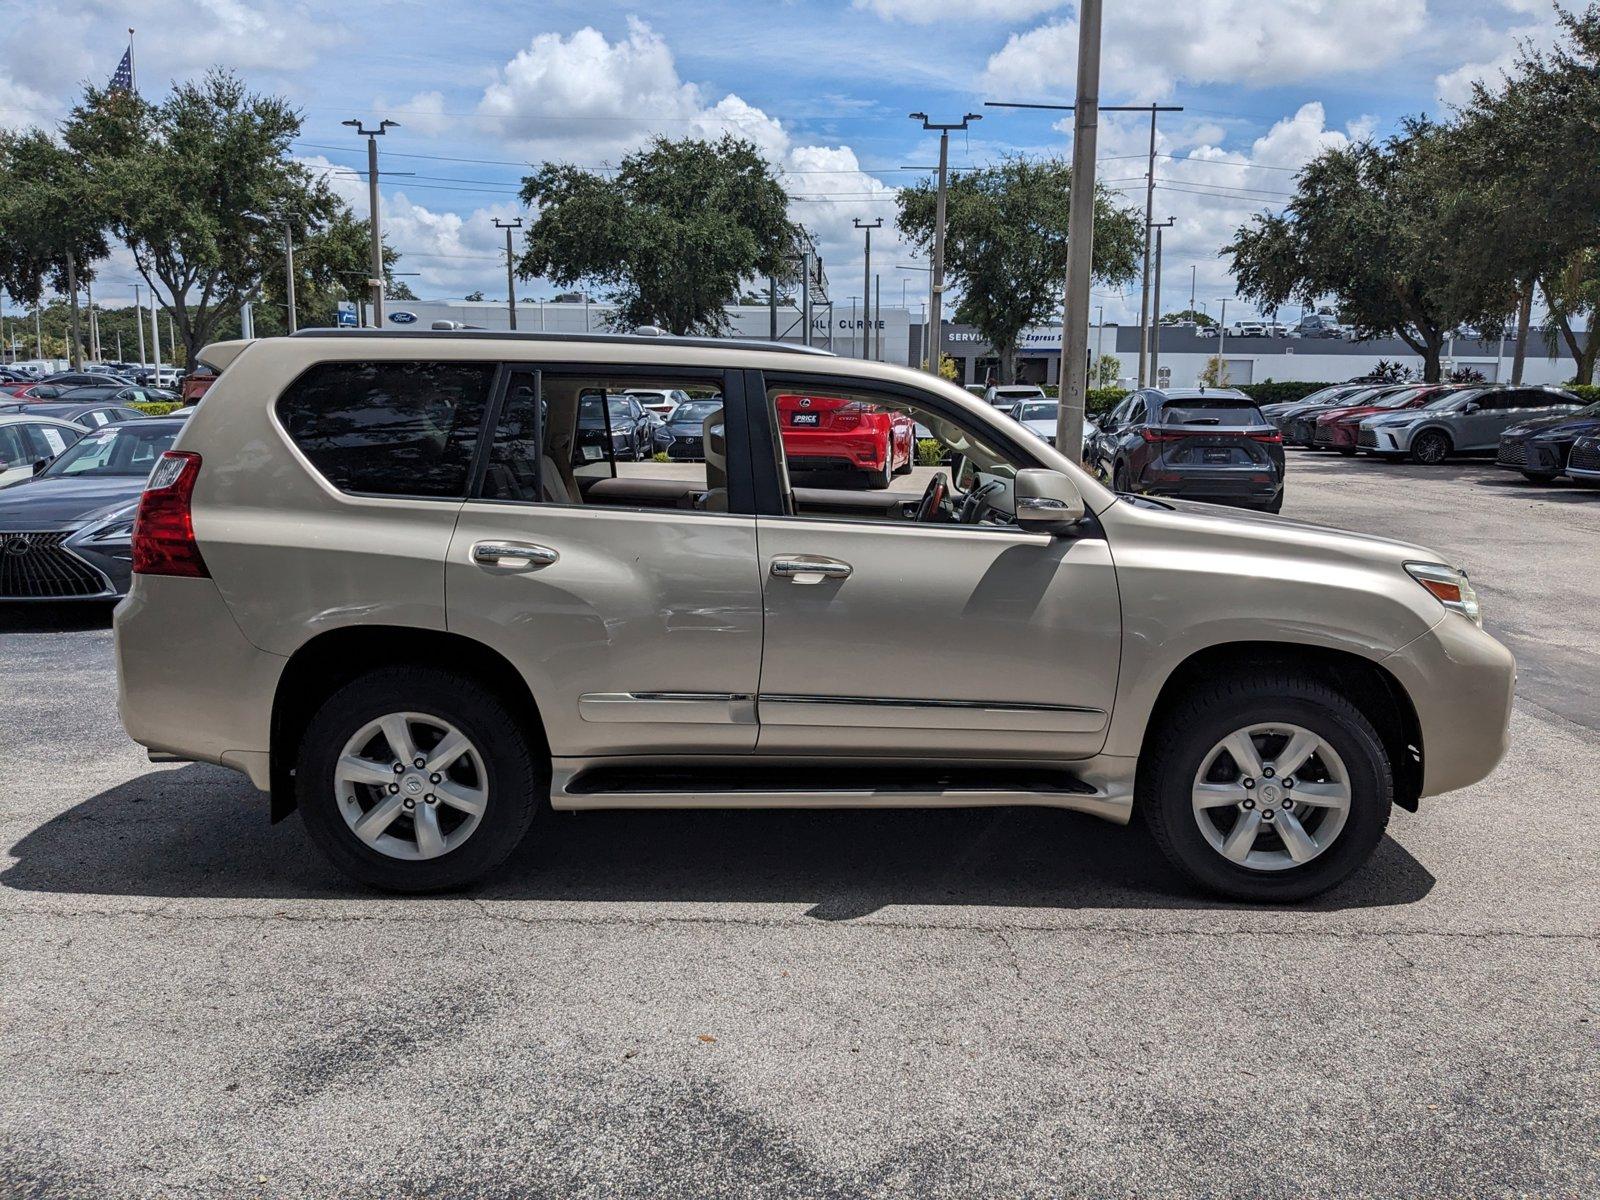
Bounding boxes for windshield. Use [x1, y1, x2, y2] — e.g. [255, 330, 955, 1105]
[578, 396, 635, 424]
[1161, 400, 1263, 425]
[1370, 387, 1428, 410]
[1425, 389, 1478, 410]
[670, 400, 721, 423]
[1017, 402, 1058, 422]
[40, 423, 177, 478]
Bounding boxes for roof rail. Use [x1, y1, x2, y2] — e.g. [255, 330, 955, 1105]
[288, 328, 837, 357]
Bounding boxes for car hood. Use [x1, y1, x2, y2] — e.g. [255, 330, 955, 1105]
[1136, 495, 1448, 567]
[1503, 412, 1600, 440]
[1363, 408, 1442, 426]
[665, 419, 709, 433]
[0, 475, 148, 531]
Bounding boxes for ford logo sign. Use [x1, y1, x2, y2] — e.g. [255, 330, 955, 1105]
[388, 311, 418, 325]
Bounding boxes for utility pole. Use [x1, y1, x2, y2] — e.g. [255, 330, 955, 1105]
[909, 111, 982, 374]
[34, 305, 42, 360]
[1134, 104, 1184, 385]
[1213, 299, 1229, 387]
[132, 282, 146, 368]
[1056, 3, 1101, 454]
[344, 118, 399, 327]
[283, 217, 298, 333]
[1095, 304, 1105, 384]
[494, 217, 522, 330]
[1148, 218, 1175, 387]
[853, 218, 881, 360]
[1189, 265, 1197, 316]
[150, 291, 162, 385]
[86, 277, 99, 362]
[65, 252, 83, 370]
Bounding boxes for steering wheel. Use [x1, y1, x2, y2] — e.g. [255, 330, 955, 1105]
[959, 478, 1005, 525]
[915, 471, 948, 523]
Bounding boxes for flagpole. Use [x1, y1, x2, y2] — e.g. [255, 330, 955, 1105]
[127, 28, 136, 94]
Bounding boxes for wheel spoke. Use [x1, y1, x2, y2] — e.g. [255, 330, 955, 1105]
[352, 795, 404, 845]
[1220, 810, 1263, 864]
[1192, 782, 1251, 809]
[337, 755, 396, 787]
[1275, 810, 1318, 864]
[1273, 729, 1322, 779]
[1290, 780, 1350, 811]
[434, 780, 486, 817]
[414, 803, 446, 858]
[425, 730, 473, 775]
[1222, 730, 1264, 778]
[379, 714, 419, 765]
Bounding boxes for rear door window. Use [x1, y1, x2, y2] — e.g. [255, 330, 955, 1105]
[276, 360, 496, 498]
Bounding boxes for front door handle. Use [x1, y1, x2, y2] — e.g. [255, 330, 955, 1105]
[770, 555, 852, 583]
[472, 540, 559, 568]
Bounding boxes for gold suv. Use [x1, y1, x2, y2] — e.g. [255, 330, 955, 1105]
[114, 331, 1515, 901]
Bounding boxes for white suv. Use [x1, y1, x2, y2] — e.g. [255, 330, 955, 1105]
[114, 330, 1515, 901]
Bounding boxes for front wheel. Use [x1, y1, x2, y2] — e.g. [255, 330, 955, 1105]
[296, 666, 542, 892]
[1521, 471, 1557, 485]
[1410, 430, 1451, 465]
[1139, 671, 1392, 902]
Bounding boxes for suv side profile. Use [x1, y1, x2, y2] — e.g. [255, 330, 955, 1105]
[115, 331, 1515, 903]
[1358, 385, 1585, 463]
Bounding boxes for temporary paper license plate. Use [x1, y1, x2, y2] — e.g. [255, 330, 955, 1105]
[582, 444, 604, 461]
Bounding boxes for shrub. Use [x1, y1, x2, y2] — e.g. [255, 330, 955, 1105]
[129, 401, 184, 416]
[651, 451, 671, 463]
[1237, 382, 1343, 406]
[1567, 384, 1600, 405]
[915, 438, 945, 466]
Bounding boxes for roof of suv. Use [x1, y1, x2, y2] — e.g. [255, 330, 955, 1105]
[288, 328, 837, 357]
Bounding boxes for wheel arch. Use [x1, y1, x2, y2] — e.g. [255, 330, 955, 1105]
[1138, 641, 1424, 813]
[268, 625, 550, 822]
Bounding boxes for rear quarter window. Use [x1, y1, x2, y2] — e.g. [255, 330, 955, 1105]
[276, 360, 496, 497]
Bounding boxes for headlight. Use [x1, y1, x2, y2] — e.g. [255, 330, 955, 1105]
[1405, 561, 1481, 626]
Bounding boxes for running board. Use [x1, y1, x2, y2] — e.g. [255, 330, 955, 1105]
[550, 760, 1134, 824]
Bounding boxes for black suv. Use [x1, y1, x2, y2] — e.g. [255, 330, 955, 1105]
[1091, 388, 1286, 512]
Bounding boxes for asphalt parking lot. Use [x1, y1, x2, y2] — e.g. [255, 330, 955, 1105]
[2, 452, 1597, 1198]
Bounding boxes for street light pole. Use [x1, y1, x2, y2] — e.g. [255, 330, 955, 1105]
[853, 218, 881, 360]
[909, 111, 982, 375]
[494, 217, 523, 330]
[344, 118, 399, 327]
[1149, 217, 1175, 386]
[1214, 299, 1229, 387]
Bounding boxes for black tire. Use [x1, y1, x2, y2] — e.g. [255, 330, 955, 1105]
[1261, 491, 1284, 514]
[1139, 670, 1393, 903]
[1520, 471, 1557, 485]
[1113, 462, 1131, 494]
[867, 446, 895, 490]
[1337, 448, 1357, 457]
[1410, 429, 1451, 465]
[296, 666, 542, 892]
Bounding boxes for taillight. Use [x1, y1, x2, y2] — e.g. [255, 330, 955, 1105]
[1249, 431, 1283, 443]
[132, 451, 209, 578]
[1140, 428, 1184, 443]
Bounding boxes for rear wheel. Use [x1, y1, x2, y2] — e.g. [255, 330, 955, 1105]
[1337, 448, 1357, 457]
[1113, 462, 1132, 494]
[296, 666, 541, 892]
[1521, 470, 1557, 484]
[867, 444, 895, 490]
[1139, 671, 1392, 902]
[1410, 430, 1451, 465]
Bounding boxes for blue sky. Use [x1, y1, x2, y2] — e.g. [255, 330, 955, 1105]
[0, 0, 1576, 323]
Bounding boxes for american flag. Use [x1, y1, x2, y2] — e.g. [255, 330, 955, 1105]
[110, 48, 133, 94]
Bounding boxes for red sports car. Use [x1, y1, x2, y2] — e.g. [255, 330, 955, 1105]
[776, 392, 916, 489]
[1311, 384, 1460, 453]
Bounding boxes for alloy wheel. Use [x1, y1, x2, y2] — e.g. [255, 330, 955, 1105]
[1190, 722, 1352, 872]
[334, 712, 489, 860]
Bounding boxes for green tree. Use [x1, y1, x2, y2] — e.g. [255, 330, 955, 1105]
[251, 210, 405, 334]
[897, 157, 1143, 384]
[62, 70, 342, 362]
[1541, 250, 1600, 384]
[518, 135, 803, 335]
[1162, 308, 1216, 328]
[0, 129, 112, 367]
[1226, 122, 1504, 382]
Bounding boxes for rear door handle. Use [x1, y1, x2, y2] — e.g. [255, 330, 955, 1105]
[770, 555, 852, 583]
[472, 540, 559, 568]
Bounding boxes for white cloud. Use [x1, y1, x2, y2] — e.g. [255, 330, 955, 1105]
[1434, 14, 1563, 106]
[464, 21, 911, 305]
[854, 0, 1066, 23]
[986, 0, 1430, 100]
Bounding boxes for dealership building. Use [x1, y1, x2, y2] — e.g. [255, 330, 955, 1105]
[365, 299, 1587, 388]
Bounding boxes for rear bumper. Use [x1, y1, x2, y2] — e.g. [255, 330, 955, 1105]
[1382, 614, 1516, 799]
[781, 430, 889, 471]
[1135, 467, 1281, 505]
[114, 574, 285, 790]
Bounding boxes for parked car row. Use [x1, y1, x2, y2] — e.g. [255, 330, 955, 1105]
[1268, 381, 1597, 485]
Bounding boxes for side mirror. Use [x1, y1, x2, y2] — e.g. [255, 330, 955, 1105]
[33, 457, 52, 475]
[1014, 468, 1086, 532]
[1463, 402, 1479, 413]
